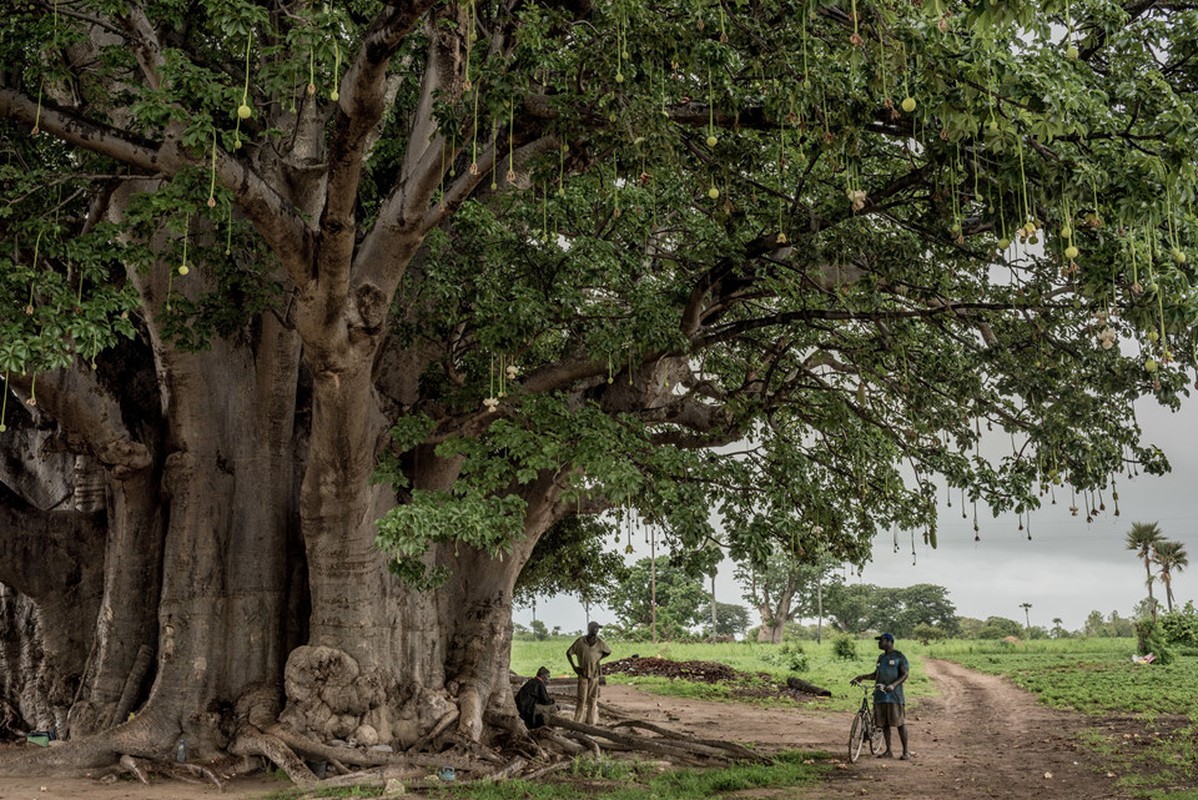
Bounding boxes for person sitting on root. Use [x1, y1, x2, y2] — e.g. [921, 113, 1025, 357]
[515, 666, 556, 729]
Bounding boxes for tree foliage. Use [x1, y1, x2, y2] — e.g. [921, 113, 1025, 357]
[2, 0, 1198, 770]
[514, 515, 631, 608]
[1153, 539, 1189, 613]
[1083, 609, 1136, 638]
[1, 0, 1196, 568]
[707, 601, 752, 639]
[822, 581, 959, 637]
[606, 557, 709, 640]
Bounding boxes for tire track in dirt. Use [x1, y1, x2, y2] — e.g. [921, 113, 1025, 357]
[603, 658, 1126, 799]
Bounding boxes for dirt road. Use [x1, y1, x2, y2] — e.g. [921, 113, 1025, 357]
[604, 658, 1125, 799]
[0, 659, 1126, 799]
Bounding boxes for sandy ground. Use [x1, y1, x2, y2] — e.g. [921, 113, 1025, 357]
[0, 658, 1127, 799]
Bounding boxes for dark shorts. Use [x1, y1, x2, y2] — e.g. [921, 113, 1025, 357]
[874, 703, 905, 728]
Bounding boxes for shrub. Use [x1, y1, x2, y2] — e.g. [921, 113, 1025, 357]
[1158, 604, 1198, 648]
[765, 643, 808, 672]
[832, 634, 858, 660]
[912, 623, 948, 644]
[1134, 618, 1175, 665]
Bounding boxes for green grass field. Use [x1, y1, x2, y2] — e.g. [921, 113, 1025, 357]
[514, 635, 931, 711]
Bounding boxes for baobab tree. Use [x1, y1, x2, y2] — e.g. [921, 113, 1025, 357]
[1, 0, 1197, 784]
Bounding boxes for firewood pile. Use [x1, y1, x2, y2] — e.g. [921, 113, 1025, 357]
[602, 656, 832, 699]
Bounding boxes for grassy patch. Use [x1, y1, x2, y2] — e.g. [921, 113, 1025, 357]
[255, 784, 382, 800]
[428, 752, 830, 800]
[512, 637, 930, 713]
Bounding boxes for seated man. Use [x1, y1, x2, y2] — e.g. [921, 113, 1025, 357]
[515, 666, 556, 729]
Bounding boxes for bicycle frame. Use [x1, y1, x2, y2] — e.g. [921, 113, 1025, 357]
[848, 683, 885, 763]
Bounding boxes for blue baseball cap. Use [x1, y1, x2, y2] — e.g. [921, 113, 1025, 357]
[875, 632, 895, 642]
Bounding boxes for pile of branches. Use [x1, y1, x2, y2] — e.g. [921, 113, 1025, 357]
[603, 657, 741, 682]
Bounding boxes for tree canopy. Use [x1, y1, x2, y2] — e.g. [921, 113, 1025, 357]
[821, 581, 959, 637]
[1, 0, 1198, 781]
[607, 557, 709, 639]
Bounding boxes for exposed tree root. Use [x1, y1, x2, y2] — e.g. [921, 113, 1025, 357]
[565, 729, 601, 758]
[117, 754, 150, 785]
[3, 699, 764, 792]
[162, 760, 225, 789]
[546, 714, 766, 765]
[484, 755, 527, 781]
[525, 759, 571, 780]
[96, 754, 228, 790]
[409, 708, 459, 751]
[610, 719, 763, 760]
[230, 726, 319, 787]
[537, 728, 585, 755]
[262, 724, 394, 769]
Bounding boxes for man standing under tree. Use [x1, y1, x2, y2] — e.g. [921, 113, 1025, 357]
[851, 632, 911, 760]
[566, 621, 612, 724]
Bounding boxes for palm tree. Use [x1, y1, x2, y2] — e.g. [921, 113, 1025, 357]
[1153, 540, 1189, 613]
[1126, 522, 1165, 617]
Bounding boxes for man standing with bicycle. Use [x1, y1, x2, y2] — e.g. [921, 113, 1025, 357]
[851, 632, 911, 760]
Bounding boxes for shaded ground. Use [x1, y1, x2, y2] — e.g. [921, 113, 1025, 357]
[0, 659, 1130, 799]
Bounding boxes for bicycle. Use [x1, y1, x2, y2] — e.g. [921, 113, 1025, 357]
[847, 681, 885, 763]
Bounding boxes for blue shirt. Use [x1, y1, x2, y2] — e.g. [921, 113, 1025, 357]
[873, 649, 908, 705]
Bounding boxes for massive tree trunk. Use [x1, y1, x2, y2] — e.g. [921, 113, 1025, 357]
[0, 1, 568, 777]
[0, 215, 306, 770]
[284, 349, 560, 749]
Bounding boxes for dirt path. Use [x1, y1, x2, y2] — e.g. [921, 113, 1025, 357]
[0, 659, 1126, 799]
[602, 658, 1125, 799]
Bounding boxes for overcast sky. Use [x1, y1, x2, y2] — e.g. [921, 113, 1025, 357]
[516, 393, 1197, 636]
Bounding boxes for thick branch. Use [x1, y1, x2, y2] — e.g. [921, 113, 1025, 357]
[314, 0, 440, 327]
[0, 89, 161, 167]
[11, 367, 152, 477]
[116, 6, 167, 90]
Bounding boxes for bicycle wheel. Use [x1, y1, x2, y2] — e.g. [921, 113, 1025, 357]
[848, 711, 866, 763]
[866, 716, 884, 754]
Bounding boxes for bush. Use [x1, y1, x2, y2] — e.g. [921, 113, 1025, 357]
[1134, 618, 1175, 665]
[912, 623, 948, 644]
[1158, 604, 1198, 648]
[764, 643, 808, 672]
[832, 634, 858, 660]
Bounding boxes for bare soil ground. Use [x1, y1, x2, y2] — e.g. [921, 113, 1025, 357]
[0, 658, 1127, 799]
[603, 658, 1126, 799]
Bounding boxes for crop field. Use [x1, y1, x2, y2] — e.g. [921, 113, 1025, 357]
[924, 638, 1198, 716]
